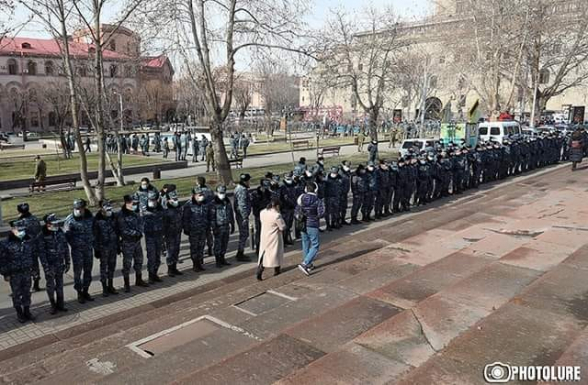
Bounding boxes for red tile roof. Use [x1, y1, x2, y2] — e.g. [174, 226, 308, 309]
[142, 55, 168, 68]
[0, 37, 131, 60]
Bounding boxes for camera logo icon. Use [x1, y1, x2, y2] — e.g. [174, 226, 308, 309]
[484, 362, 512, 383]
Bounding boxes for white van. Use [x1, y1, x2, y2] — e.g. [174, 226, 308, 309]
[478, 121, 521, 144]
[399, 139, 436, 158]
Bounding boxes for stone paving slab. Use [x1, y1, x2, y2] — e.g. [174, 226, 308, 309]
[284, 296, 401, 353]
[366, 252, 492, 309]
[353, 309, 436, 368]
[549, 327, 588, 384]
[461, 232, 529, 259]
[276, 342, 410, 385]
[562, 244, 588, 271]
[172, 334, 325, 385]
[500, 241, 578, 272]
[336, 261, 419, 295]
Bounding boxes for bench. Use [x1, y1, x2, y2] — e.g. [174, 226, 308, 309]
[319, 146, 341, 157]
[0, 143, 25, 151]
[29, 177, 77, 193]
[229, 158, 243, 169]
[291, 140, 311, 150]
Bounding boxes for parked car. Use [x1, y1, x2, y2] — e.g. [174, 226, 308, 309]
[399, 139, 436, 157]
[478, 121, 522, 144]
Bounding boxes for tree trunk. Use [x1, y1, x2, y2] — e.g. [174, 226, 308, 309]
[211, 117, 232, 186]
[59, 4, 96, 205]
[368, 108, 379, 140]
[94, 12, 106, 202]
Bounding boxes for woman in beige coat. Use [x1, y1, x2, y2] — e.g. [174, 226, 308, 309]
[256, 198, 286, 281]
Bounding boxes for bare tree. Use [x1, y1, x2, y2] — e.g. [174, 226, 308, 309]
[320, 7, 404, 139]
[233, 77, 253, 121]
[151, 0, 311, 185]
[40, 80, 71, 157]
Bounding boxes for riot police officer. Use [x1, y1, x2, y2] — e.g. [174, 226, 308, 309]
[143, 191, 165, 283]
[211, 185, 235, 267]
[1, 220, 35, 323]
[251, 179, 272, 254]
[93, 200, 119, 297]
[182, 187, 213, 271]
[338, 161, 352, 224]
[64, 199, 95, 303]
[16, 203, 42, 292]
[279, 173, 297, 244]
[350, 164, 366, 224]
[116, 194, 147, 292]
[375, 160, 389, 218]
[234, 173, 252, 262]
[363, 162, 378, 221]
[162, 185, 184, 277]
[40, 214, 70, 314]
[325, 166, 341, 230]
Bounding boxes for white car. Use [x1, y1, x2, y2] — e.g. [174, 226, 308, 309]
[399, 139, 436, 158]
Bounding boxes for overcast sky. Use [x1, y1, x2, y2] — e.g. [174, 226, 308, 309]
[11, 0, 433, 38]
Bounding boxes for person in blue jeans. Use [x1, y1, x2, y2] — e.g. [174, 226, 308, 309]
[295, 182, 325, 276]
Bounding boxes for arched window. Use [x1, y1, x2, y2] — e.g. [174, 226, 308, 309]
[124, 65, 133, 78]
[48, 111, 57, 127]
[109, 40, 116, 51]
[7, 59, 18, 75]
[28, 88, 38, 102]
[45, 61, 54, 76]
[539, 69, 550, 84]
[110, 64, 118, 78]
[21, 42, 31, 49]
[27, 61, 37, 75]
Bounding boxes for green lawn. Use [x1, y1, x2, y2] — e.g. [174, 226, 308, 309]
[247, 137, 356, 155]
[0, 154, 168, 181]
[1, 151, 396, 222]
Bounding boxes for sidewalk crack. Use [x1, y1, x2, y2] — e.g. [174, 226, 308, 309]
[410, 309, 438, 353]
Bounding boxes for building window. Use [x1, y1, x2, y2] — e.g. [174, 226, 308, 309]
[48, 112, 56, 127]
[109, 40, 116, 51]
[45, 61, 54, 76]
[358, 63, 363, 71]
[110, 64, 118, 78]
[21, 42, 31, 49]
[77, 66, 87, 77]
[8, 59, 18, 75]
[124, 65, 133, 78]
[302, 96, 305, 103]
[27, 61, 37, 75]
[31, 112, 39, 127]
[539, 69, 550, 84]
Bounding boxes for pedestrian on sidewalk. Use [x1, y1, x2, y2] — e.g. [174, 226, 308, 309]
[84, 136, 91, 153]
[206, 142, 215, 172]
[296, 182, 325, 276]
[34, 155, 47, 192]
[357, 131, 365, 152]
[256, 197, 286, 281]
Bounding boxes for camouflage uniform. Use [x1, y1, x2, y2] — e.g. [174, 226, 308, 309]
[143, 202, 164, 277]
[338, 167, 351, 223]
[324, 171, 341, 229]
[116, 206, 144, 276]
[1, 231, 34, 318]
[211, 194, 235, 266]
[362, 167, 378, 220]
[163, 195, 183, 268]
[93, 211, 119, 285]
[233, 182, 251, 253]
[18, 212, 42, 288]
[350, 169, 366, 222]
[182, 197, 213, 270]
[40, 225, 70, 310]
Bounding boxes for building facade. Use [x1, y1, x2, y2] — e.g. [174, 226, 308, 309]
[0, 24, 174, 132]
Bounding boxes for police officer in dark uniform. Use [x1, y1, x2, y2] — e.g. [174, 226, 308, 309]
[93, 200, 119, 297]
[350, 164, 366, 224]
[375, 160, 389, 219]
[387, 160, 398, 215]
[405, 156, 418, 210]
[367, 139, 378, 164]
[338, 161, 352, 224]
[162, 186, 184, 277]
[16, 203, 43, 292]
[1, 220, 35, 323]
[395, 158, 408, 212]
[279, 173, 297, 244]
[416, 156, 431, 206]
[362, 162, 378, 221]
[40, 214, 70, 313]
[64, 199, 95, 304]
[195, 176, 215, 258]
[116, 194, 147, 292]
[143, 191, 165, 284]
[182, 187, 213, 271]
[136, 177, 158, 213]
[324, 166, 341, 230]
[234, 173, 252, 261]
[211, 185, 234, 267]
[251, 179, 272, 254]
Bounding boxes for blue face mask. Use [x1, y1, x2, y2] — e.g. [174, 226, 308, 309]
[132, 204, 138, 211]
[16, 230, 26, 239]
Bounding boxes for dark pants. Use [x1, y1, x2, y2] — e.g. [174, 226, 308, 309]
[213, 228, 230, 260]
[351, 192, 363, 219]
[45, 267, 64, 306]
[165, 231, 182, 266]
[236, 213, 249, 251]
[72, 248, 93, 292]
[362, 191, 375, 218]
[146, 233, 163, 275]
[189, 232, 207, 264]
[99, 249, 117, 282]
[122, 240, 143, 276]
[10, 272, 32, 309]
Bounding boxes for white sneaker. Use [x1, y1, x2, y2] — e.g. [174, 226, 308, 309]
[297, 264, 310, 276]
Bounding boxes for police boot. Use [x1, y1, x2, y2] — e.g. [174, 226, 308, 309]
[15, 307, 26, 323]
[83, 289, 95, 302]
[192, 260, 205, 272]
[135, 273, 149, 287]
[32, 278, 42, 292]
[23, 307, 35, 321]
[173, 264, 184, 275]
[124, 275, 131, 293]
[215, 255, 223, 268]
[236, 250, 251, 262]
[207, 247, 213, 257]
[56, 299, 68, 312]
[77, 290, 86, 304]
[108, 279, 118, 295]
[49, 297, 58, 315]
[351, 217, 361, 225]
[101, 282, 110, 297]
[167, 265, 176, 277]
[152, 273, 162, 283]
[221, 255, 231, 266]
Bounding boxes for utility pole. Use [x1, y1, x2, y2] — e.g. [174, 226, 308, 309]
[530, 80, 539, 128]
[420, 64, 429, 138]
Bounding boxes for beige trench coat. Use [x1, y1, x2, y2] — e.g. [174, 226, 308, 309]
[257, 208, 286, 268]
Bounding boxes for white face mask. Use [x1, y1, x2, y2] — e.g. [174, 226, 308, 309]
[169, 199, 179, 207]
[105, 210, 113, 217]
[49, 225, 59, 232]
[367, 166, 374, 172]
[330, 173, 337, 178]
[148, 201, 157, 208]
[16, 230, 26, 239]
[343, 166, 350, 172]
[318, 161, 324, 166]
[73, 209, 82, 217]
[131, 204, 138, 211]
[141, 183, 148, 189]
[196, 196, 205, 203]
[218, 193, 226, 200]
